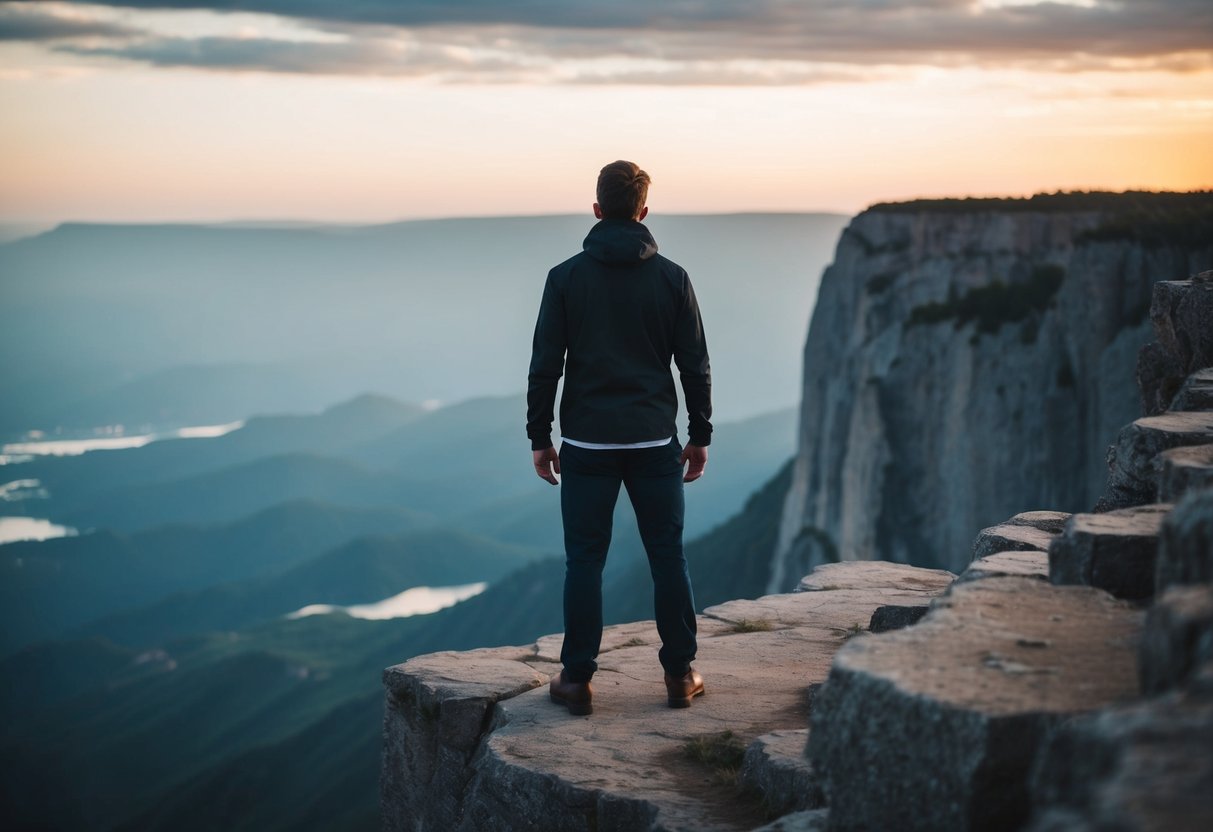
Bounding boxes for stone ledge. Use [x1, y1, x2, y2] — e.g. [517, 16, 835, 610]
[382, 560, 954, 832]
[1028, 680, 1213, 832]
[739, 729, 822, 818]
[1049, 503, 1172, 599]
[1099, 410, 1213, 510]
[959, 549, 1049, 585]
[808, 576, 1142, 832]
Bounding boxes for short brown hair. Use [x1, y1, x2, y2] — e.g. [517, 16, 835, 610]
[596, 160, 650, 220]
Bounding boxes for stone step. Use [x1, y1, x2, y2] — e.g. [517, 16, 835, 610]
[959, 549, 1049, 584]
[1139, 584, 1213, 696]
[1137, 277, 1213, 416]
[1048, 503, 1172, 600]
[1159, 444, 1213, 502]
[738, 729, 823, 818]
[1027, 673, 1213, 832]
[1156, 488, 1213, 591]
[382, 561, 955, 832]
[1172, 367, 1213, 412]
[807, 576, 1143, 832]
[972, 522, 1055, 559]
[794, 560, 955, 594]
[1003, 510, 1073, 535]
[1099, 410, 1213, 510]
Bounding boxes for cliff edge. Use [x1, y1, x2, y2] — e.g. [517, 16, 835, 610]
[774, 193, 1213, 585]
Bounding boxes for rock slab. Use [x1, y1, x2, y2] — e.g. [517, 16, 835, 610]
[808, 576, 1142, 832]
[1139, 584, 1213, 696]
[1029, 683, 1213, 832]
[1156, 487, 1213, 592]
[382, 561, 953, 832]
[1048, 504, 1172, 600]
[1099, 411, 1213, 510]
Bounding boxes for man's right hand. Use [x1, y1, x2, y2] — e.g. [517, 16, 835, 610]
[533, 446, 560, 485]
[680, 444, 708, 483]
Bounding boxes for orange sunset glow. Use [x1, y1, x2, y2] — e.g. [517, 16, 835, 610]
[1, 1, 1210, 225]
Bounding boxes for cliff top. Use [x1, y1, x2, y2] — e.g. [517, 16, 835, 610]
[864, 189, 1212, 215]
[381, 561, 955, 832]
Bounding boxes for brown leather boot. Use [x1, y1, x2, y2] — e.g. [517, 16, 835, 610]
[664, 668, 705, 708]
[549, 670, 593, 716]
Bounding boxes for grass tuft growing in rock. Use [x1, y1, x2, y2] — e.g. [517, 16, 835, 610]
[731, 618, 774, 634]
[684, 731, 747, 785]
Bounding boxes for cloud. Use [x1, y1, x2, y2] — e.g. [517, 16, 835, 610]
[52, 32, 540, 79]
[11, 1, 1213, 82]
[0, 3, 143, 40]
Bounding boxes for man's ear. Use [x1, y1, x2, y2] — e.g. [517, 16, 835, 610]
[593, 202, 604, 219]
[638, 206, 648, 221]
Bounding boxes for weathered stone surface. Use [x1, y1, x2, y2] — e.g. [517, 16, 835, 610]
[532, 618, 736, 663]
[739, 729, 823, 817]
[959, 549, 1049, 585]
[1171, 367, 1213, 413]
[794, 560, 955, 594]
[1156, 487, 1213, 592]
[1003, 510, 1073, 534]
[383, 561, 955, 832]
[774, 215, 1213, 585]
[868, 604, 929, 633]
[1138, 278, 1213, 416]
[1140, 584, 1213, 696]
[972, 522, 1055, 559]
[1159, 444, 1213, 502]
[1099, 411, 1213, 510]
[1028, 682, 1213, 832]
[1048, 504, 1172, 600]
[749, 808, 830, 832]
[380, 647, 549, 832]
[808, 577, 1142, 832]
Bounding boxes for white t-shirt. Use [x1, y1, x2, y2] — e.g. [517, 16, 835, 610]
[561, 436, 673, 450]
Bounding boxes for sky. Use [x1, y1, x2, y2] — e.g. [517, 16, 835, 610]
[1, 0, 1211, 224]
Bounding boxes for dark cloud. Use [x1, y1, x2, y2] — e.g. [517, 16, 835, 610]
[0, 4, 143, 40]
[11, 1, 1213, 81]
[52, 33, 531, 78]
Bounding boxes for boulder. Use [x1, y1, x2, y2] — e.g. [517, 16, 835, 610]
[382, 561, 957, 832]
[869, 604, 929, 633]
[1049, 504, 1172, 600]
[380, 647, 548, 832]
[1028, 679, 1213, 832]
[1156, 487, 1213, 591]
[1137, 277, 1213, 416]
[808, 577, 1142, 832]
[971, 522, 1054, 559]
[795, 561, 955, 594]
[958, 549, 1049, 584]
[1002, 511, 1073, 535]
[1171, 367, 1213, 413]
[1159, 444, 1213, 502]
[1140, 584, 1213, 695]
[1098, 411, 1213, 510]
[739, 729, 823, 817]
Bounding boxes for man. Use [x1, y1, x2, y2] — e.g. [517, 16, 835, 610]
[526, 159, 713, 717]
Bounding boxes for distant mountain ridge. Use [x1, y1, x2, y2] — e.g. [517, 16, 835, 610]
[0, 211, 848, 434]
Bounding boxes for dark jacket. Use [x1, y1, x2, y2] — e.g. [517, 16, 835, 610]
[526, 218, 712, 451]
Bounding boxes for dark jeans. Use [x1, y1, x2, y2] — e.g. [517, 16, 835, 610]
[558, 438, 698, 683]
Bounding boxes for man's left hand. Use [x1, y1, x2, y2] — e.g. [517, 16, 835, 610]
[680, 444, 708, 483]
[533, 447, 560, 485]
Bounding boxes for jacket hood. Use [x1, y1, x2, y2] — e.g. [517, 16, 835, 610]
[582, 219, 659, 265]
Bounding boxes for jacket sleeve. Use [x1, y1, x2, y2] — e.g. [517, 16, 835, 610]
[526, 269, 566, 450]
[673, 272, 713, 446]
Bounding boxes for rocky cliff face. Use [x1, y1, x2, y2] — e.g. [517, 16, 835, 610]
[773, 195, 1213, 586]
